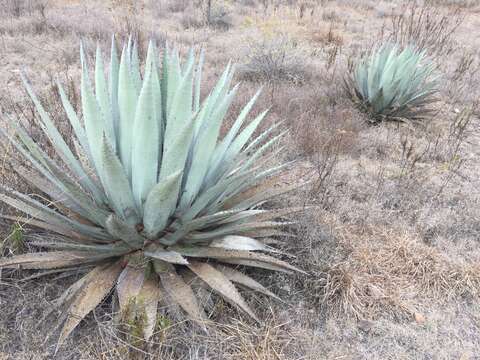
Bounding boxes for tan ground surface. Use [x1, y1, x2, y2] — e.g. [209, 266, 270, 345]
[1, 0, 480, 358]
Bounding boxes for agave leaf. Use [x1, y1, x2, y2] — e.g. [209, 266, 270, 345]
[7, 122, 96, 214]
[145, 244, 189, 265]
[21, 74, 104, 203]
[153, 260, 206, 323]
[130, 40, 142, 95]
[56, 260, 123, 352]
[242, 228, 294, 239]
[131, 70, 159, 212]
[28, 238, 127, 253]
[194, 62, 233, 135]
[242, 206, 307, 223]
[143, 170, 183, 239]
[215, 206, 307, 227]
[117, 265, 145, 312]
[144, 40, 163, 166]
[187, 261, 259, 322]
[243, 120, 284, 155]
[56, 81, 96, 171]
[0, 192, 112, 241]
[109, 35, 120, 149]
[105, 214, 144, 249]
[17, 152, 111, 227]
[41, 268, 96, 325]
[179, 172, 245, 224]
[194, 48, 204, 113]
[170, 246, 305, 274]
[180, 85, 239, 209]
[217, 258, 296, 273]
[214, 264, 281, 301]
[180, 157, 283, 223]
[164, 51, 193, 150]
[18, 143, 110, 226]
[159, 117, 194, 181]
[159, 208, 250, 247]
[204, 88, 262, 186]
[80, 45, 108, 178]
[211, 162, 296, 215]
[238, 132, 287, 175]
[95, 45, 116, 153]
[184, 221, 291, 242]
[13, 164, 76, 209]
[0, 251, 105, 270]
[0, 215, 82, 240]
[209, 235, 275, 252]
[52, 271, 91, 309]
[137, 277, 161, 340]
[118, 44, 137, 179]
[222, 109, 269, 166]
[161, 44, 172, 120]
[229, 181, 308, 211]
[170, 209, 246, 234]
[100, 135, 140, 225]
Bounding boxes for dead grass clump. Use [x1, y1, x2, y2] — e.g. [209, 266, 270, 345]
[237, 35, 311, 85]
[199, 0, 234, 30]
[109, 0, 145, 39]
[301, 209, 480, 322]
[0, 223, 26, 257]
[376, 233, 480, 299]
[321, 9, 340, 23]
[180, 13, 205, 30]
[73, 306, 297, 360]
[430, 0, 479, 8]
[166, 0, 189, 13]
[0, 15, 48, 36]
[1, 0, 48, 18]
[181, 3, 233, 31]
[311, 23, 344, 47]
[312, 263, 369, 319]
[285, 86, 362, 157]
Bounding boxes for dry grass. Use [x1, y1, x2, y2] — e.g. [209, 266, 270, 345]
[1, 0, 480, 359]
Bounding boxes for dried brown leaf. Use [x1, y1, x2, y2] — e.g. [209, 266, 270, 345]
[187, 261, 259, 322]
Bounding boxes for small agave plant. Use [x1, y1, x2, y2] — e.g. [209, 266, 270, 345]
[0, 37, 304, 349]
[345, 43, 438, 123]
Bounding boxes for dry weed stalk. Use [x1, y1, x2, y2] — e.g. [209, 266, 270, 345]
[386, 2, 464, 57]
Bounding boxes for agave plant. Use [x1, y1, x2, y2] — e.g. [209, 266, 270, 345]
[0, 37, 304, 349]
[345, 43, 438, 122]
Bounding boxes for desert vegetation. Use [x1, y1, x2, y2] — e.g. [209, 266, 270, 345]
[0, 0, 480, 359]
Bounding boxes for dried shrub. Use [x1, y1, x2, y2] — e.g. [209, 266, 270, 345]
[311, 22, 344, 47]
[237, 35, 310, 85]
[109, 0, 144, 38]
[385, 2, 464, 57]
[180, 13, 205, 29]
[206, 3, 233, 31]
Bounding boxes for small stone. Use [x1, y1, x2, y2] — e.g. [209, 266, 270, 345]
[358, 319, 374, 332]
[414, 312, 426, 324]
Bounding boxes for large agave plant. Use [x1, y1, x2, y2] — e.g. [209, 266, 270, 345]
[0, 37, 304, 349]
[345, 43, 438, 122]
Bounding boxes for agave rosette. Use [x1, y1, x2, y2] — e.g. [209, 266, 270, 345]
[0, 37, 304, 347]
[345, 43, 438, 122]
